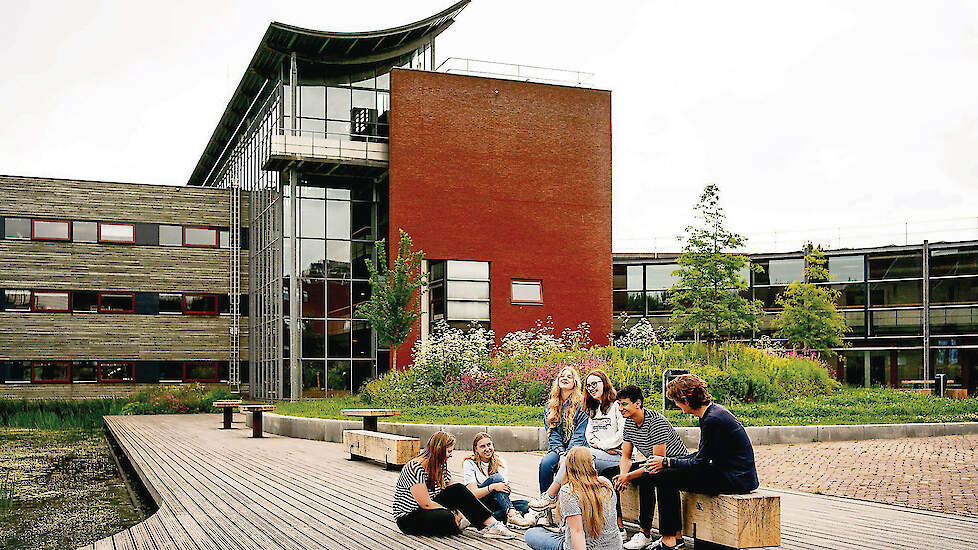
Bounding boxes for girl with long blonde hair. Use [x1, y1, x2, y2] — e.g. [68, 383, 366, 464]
[462, 432, 534, 528]
[533, 366, 589, 503]
[393, 431, 517, 539]
[524, 447, 622, 550]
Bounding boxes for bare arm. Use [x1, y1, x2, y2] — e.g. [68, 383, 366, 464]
[613, 441, 634, 490]
[565, 514, 587, 550]
[410, 484, 446, 510]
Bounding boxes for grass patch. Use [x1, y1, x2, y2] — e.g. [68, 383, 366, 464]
[0, 427, 144, 549]
[274, 387, 978, 427]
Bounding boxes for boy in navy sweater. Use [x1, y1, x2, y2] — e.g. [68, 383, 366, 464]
[642, 374, 759, 550]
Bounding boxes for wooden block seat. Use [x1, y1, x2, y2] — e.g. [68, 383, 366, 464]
[340, 408, 401, 431]
[211, 399, 243, 429]
[620, 483, 780, 549]
[342, 429, 420, 469]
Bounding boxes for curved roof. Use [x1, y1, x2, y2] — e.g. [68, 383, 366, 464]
[188, 0, 470, 187]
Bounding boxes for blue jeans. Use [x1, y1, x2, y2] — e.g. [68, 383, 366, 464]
[479, 473, 530, 521]
[538, 451, 562, 493]
[553, 447, 622, 485]
[525, 526, 564, 550]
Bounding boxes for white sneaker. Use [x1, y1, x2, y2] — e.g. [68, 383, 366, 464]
[483, 521, 517, 540]
[528, 492, 556, 510]
[507, 508, 534, 529]
[623, 531, 651, 549]
[457, 516, 471, 531]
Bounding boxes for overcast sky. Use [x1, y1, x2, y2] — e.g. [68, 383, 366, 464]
[1, 0, 977, 252]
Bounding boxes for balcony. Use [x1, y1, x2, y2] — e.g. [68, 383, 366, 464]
[435, 57, 594, 87]
[263, 129, 389, 178]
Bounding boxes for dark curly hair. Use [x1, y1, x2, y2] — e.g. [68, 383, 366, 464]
[665, 374, 712, 409]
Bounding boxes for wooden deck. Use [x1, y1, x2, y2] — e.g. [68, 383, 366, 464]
[83, 414, 978, 550]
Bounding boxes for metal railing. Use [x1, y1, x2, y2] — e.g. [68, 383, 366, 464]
[435, 57, 594, 87]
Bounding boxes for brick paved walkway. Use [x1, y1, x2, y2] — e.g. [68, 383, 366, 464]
[755, 434, 978, 517]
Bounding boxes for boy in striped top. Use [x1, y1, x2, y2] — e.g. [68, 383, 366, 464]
[599, 385, 689, 550]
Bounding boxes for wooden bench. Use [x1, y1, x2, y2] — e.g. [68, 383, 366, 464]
[620, 483, 780, 549]
[212, 399, 242, 429]
[340, 408, 400, 431]
[240, 404, 276, 438]
[342, 429, 420, 469]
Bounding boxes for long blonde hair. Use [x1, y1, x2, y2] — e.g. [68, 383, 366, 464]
[415, 431, 456, 491]
[546, 366, 584, 440]
[468, 432, 501, 476]
[557, 447, 613, 538]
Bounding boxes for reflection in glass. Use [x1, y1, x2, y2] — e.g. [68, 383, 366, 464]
[71, 291, 98, 312]
[768, 259, 804, 285]
[73, 221, 98, 243]
[645, 264, 678, 290]
[869, 280, 922, 307]
[300, 199, 325, 238]
[930, 247, 978, 277]
[99, 293, 134, 312]
[32, 220, 69, 240]
[930, 307, 978, 334]
[828, 283, 866, 308]
[352, 241, 372, 279]
[828, 255, 864, 282]
[326, 200, 351, 239]
[302, 360, 326, 398]
[448, 280, 490, 300]
[327, 360, 351, 393]
[328, 320, 352, 358]
[351, 202, 373, 240]
[930, 278, 978, 305]
[33, 361, 69, 382]
[352, 360, 374, 393]
[185, 362, 218, 381]
[871, 309, 923, 336]
[301, 279, 325, 318]
[868, 253, 922, 280]
[98, 223, 134, 243]
[159, 293, 182, 313]
[621, 265, 643, 291]
[326, 240, 351, 278]
[301, 320, 325, 358]
[352, 281, 370, 317]
[299, 85, 326, 119]
[72, 361, 97, 382]
[159, 225, 182, 246]
[300, 239, 326, 277]
[33, 291, 69, 311]
[184, 294, 217, 314]
[448, 301, 490, 320]
[326, 87, 351, 120]
[184, 227, 218, 247]
[327, 280, 351, 318]
[613, 291, 644, 315]
[448, 260, 489, 280]
[4, 218, 30, 239]
[646, 291, 670, 312]
[100, 362, 133, 381]
[327, 188, 351, 200]
[352, 321, 372, 358]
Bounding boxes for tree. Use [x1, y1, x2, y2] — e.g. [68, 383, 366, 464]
[355, 229, 426, 369]
[772, 243, 851, 355]
[667, 184, 763, 342]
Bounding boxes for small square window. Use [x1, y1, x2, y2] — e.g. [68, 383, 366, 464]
[32, 219, 70, 241]
[183, 294, 218, 315]
[512, 280, 543, 304]
[159, 225, 183, 246]
[99, 223, 135, 243]
[73, 221, 98, 243]
[98, 292, 135, 313]
[183, 227, 218, 247]
[4, 217, 30, 240]
[3, 289, 31, 311]
[32, 291, 70, 312]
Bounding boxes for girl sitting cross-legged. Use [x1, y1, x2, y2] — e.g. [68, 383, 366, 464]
[463, 432, 536, 528]
[393, 431, 517, 539]
[524, 446, 623, 550]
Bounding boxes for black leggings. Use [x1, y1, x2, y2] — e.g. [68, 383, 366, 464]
[652, 467, 745, 535]
[395, 483, 494, 536]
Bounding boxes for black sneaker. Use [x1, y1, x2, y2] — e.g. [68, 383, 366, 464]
[646, 537, 685, 550]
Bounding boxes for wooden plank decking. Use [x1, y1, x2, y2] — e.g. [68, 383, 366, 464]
[82, 414, 978, 550]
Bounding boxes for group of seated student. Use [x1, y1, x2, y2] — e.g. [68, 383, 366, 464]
[392, 371, 758, 550]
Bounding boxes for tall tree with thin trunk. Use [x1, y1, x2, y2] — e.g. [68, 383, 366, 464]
[773, 243, 851, 355]
[355, 229, 426, 369]
[667, 184, 763, 343]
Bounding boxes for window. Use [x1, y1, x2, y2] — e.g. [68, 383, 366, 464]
[767, 259, 805, 285]
[429, 260, 491, 330]
[4, 217, 30, 239]
[72, 291, 98, 312]
[183, 227, 218, 247]
[98, 362, 134, 382]
[159, 293, 182, 313]
[184, 362, 218, 382]
[828, 255, 864, 282]
[183, 294, 218, 315]
[72, 361, 97, 382]
[73, 221, 98, 243]
[2, 361, 31, 383]
[98, 223, 135, 243]
[32, 219, 70, 241]
[98, 292, 135, 313]
[219, 230, 230, 249]
[159, 225, 183, 246]
[645, 264, 679, 290]
[3, 289, 31, 311]
[511, 280, 543, 304]
[32, 361, 70, 383]
[32, 291, 70, 312]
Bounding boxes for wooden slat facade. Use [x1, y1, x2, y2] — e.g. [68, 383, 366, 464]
[0, 314, 249, 361]
[80, 415, 978, 550]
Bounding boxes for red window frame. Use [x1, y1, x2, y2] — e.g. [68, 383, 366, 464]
[97, 222, 135, 244]
[98, 292, 135, 313]
[182, 226, 219, 248]
[98, 361, 134, 383]
[31, 361, 70, 384]
[511, 279, 544, 305]
[31, 219, 71, 241]
[183, 361, 219, 383]
[182, 293, 219, 315]
[31, 290, 71, 312]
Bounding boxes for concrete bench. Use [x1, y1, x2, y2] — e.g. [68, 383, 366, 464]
[342, 429, 419, 469]
[620, 483, 780, 549]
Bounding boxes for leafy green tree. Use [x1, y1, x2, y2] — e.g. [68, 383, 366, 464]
[667, 184, 763, 342]
[355, 229, 426, 369]
[773, 243, 851, 355]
